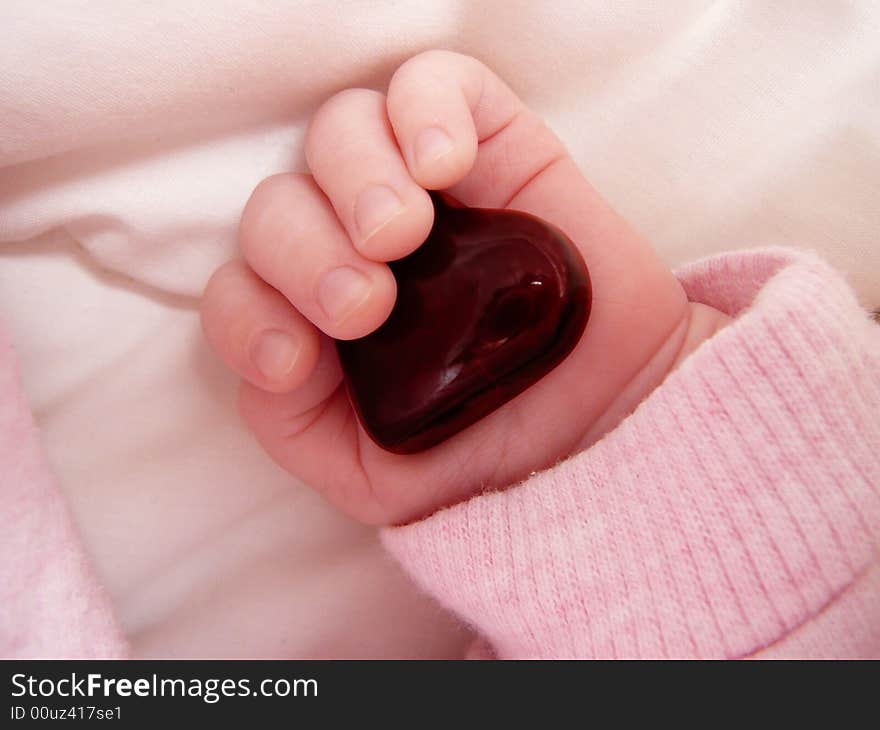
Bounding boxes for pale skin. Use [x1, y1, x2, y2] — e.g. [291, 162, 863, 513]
[200, 50, 730, 526]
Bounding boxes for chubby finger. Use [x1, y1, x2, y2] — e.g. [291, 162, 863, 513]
[386, 50, 481, 191]
[305, 88, 434, 262]
[239, 173, 397, 340]
[201, 260, 321, 393]
[386, 49, 568, 209]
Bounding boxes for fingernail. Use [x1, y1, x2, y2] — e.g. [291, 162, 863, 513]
[251, 329, 301, 381]
[318, 266, 373, 323]
[415, 126, 454, 168]
[355, 184, 404, 240]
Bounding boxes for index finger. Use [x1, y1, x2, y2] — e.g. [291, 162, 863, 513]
[385, 50, 679, 322]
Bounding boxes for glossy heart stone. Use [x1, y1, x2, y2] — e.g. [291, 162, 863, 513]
[336, 192, 591, 454]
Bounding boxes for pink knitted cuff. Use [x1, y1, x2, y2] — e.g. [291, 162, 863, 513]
[381, 248, 880, 658]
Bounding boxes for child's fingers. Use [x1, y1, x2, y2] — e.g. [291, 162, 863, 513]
[239, 173, 397, 341]
[237, 331, 351, 463]
[304, 88, 434, 262]
[201, 51, 699, 528]
[385, 49, 567, 206]
[201, 260, 321, 393]
[385, 50, 481, 190]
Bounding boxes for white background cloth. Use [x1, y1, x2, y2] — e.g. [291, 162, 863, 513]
[1, 1, 878, 657]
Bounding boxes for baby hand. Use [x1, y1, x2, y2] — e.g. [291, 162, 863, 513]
[200, 51, 728, 525]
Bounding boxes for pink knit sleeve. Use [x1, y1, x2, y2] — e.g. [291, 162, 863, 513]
[381, 248, 880, 659]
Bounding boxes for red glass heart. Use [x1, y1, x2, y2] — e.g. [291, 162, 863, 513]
[336, 192, 591, 454]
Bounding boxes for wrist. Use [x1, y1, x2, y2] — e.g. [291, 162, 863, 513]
[576, 301, 731, 450]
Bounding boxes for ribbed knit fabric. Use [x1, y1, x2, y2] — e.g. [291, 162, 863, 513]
[382, 248, 880, 659]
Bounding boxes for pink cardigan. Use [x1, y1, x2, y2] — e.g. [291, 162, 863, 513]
[2, 247, 878, 658]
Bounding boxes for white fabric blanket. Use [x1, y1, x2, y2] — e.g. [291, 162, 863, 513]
[1, 1, 878, 657]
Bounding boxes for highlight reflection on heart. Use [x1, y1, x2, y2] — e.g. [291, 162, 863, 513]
[336, 192, 592, 454]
